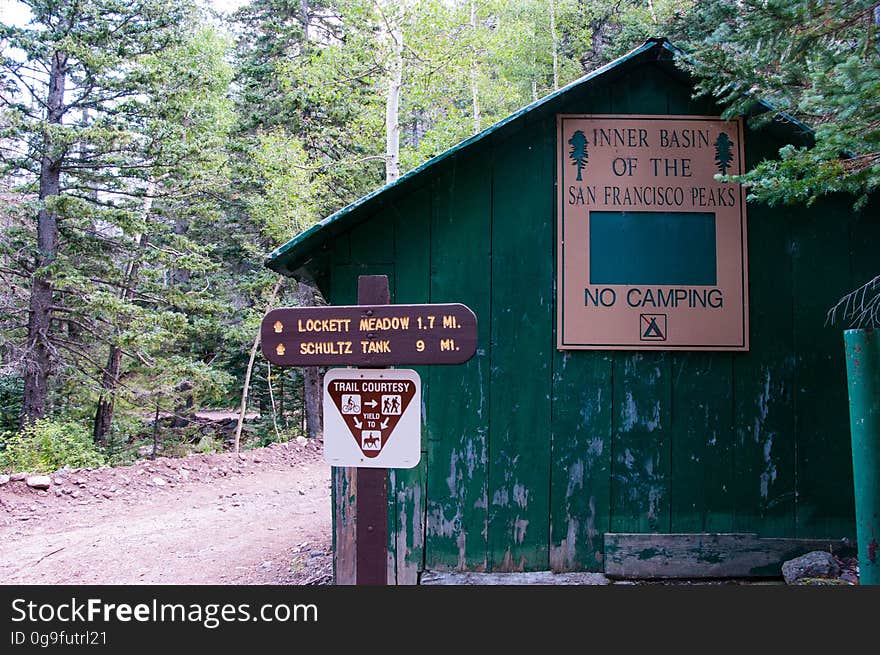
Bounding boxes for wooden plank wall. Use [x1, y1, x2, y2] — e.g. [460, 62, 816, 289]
[426, 155, 492, 571]
[325, 60, 864, 580]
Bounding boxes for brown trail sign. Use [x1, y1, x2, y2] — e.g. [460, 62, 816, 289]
[260, 303, 477, 366]
[323, 368, 421, 468]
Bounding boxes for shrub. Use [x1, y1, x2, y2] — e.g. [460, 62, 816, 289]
[0, 418, 106, 473]
[0, 375, 23, 433]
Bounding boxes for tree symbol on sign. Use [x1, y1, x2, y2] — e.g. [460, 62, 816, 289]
[568, 130, 588, 181]
[714, 132, 734, 175]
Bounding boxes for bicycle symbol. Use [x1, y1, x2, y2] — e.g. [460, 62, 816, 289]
[342, 394, 361, 414]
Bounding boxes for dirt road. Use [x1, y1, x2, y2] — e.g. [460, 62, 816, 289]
[0, 442, 332, 585]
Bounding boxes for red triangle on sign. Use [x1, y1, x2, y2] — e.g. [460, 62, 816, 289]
[327, 378, 417, 458]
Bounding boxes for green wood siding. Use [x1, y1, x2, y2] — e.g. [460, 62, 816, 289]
[666, 73, 737, 536]
[792, 196, 854, 538]
[486, 118, 555, 571]
[426, 157, 492, 571]
[321, 58, 864, 575]
[549, 84, 614, 572]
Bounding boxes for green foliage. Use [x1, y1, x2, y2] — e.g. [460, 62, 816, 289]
[245, 129, 324, 246]
[1, 2, 244, 437]
[0, 419, 106, 473]
[0, 376, 23, 433]
[669, 0, 879, 314]
[675, 0, 880, 207]
[244, 421, 301, 450]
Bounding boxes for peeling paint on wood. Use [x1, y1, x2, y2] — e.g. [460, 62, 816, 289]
[390, 463, 425, 585]
[425, 157, 491, 572]
[388, 188, 431, 585]
[733, 207, 796, 536]
[420, 570, 611, 585]
[670, 353, 735, 533]
[333, 466, 357, 584]
[487, 119, 553, 572]
[604, 533, 855, 578]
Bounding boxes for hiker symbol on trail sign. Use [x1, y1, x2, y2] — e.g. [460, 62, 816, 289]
[323, 368, 421, 468]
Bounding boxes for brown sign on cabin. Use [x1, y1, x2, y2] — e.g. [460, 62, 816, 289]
[261, 303, 477, 366]
[323, 368, 421, 468]
[557, 114, 749, 351]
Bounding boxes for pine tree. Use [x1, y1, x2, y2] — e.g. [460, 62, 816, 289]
[90, 27, 236, 443]
[714, 132, 734, 175]
[676, 0, 880, 207]
[569, 130, 588, 181]
[0, 1, 233, 430]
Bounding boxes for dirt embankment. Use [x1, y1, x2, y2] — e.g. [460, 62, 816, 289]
[0, 441, 332, 585]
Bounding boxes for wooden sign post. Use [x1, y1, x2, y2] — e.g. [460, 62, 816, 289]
[260, 274, 478, 585]
[355, 274, 390, 586]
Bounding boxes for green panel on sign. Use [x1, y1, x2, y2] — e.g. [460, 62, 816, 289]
[589, 211, 717, 286]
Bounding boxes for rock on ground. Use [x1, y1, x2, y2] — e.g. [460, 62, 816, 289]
[26, 475, 52, 489]
[782, 551, 841, 584]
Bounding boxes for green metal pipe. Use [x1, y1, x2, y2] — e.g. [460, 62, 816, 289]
[844, 329, 880, 585]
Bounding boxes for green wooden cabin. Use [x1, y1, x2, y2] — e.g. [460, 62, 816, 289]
[267, 39, 877, 583]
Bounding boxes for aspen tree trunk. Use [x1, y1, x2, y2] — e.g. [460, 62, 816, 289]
[384, 6, 403, 183]
[21, 48, 68, 427]
[550, 0, 559, 90]
[266, 361, 281, 441]
[300, 0, 310, 41]
[470, 1, 481, 134]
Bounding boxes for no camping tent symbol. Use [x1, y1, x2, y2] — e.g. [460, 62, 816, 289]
[640, 314, 667, 341]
